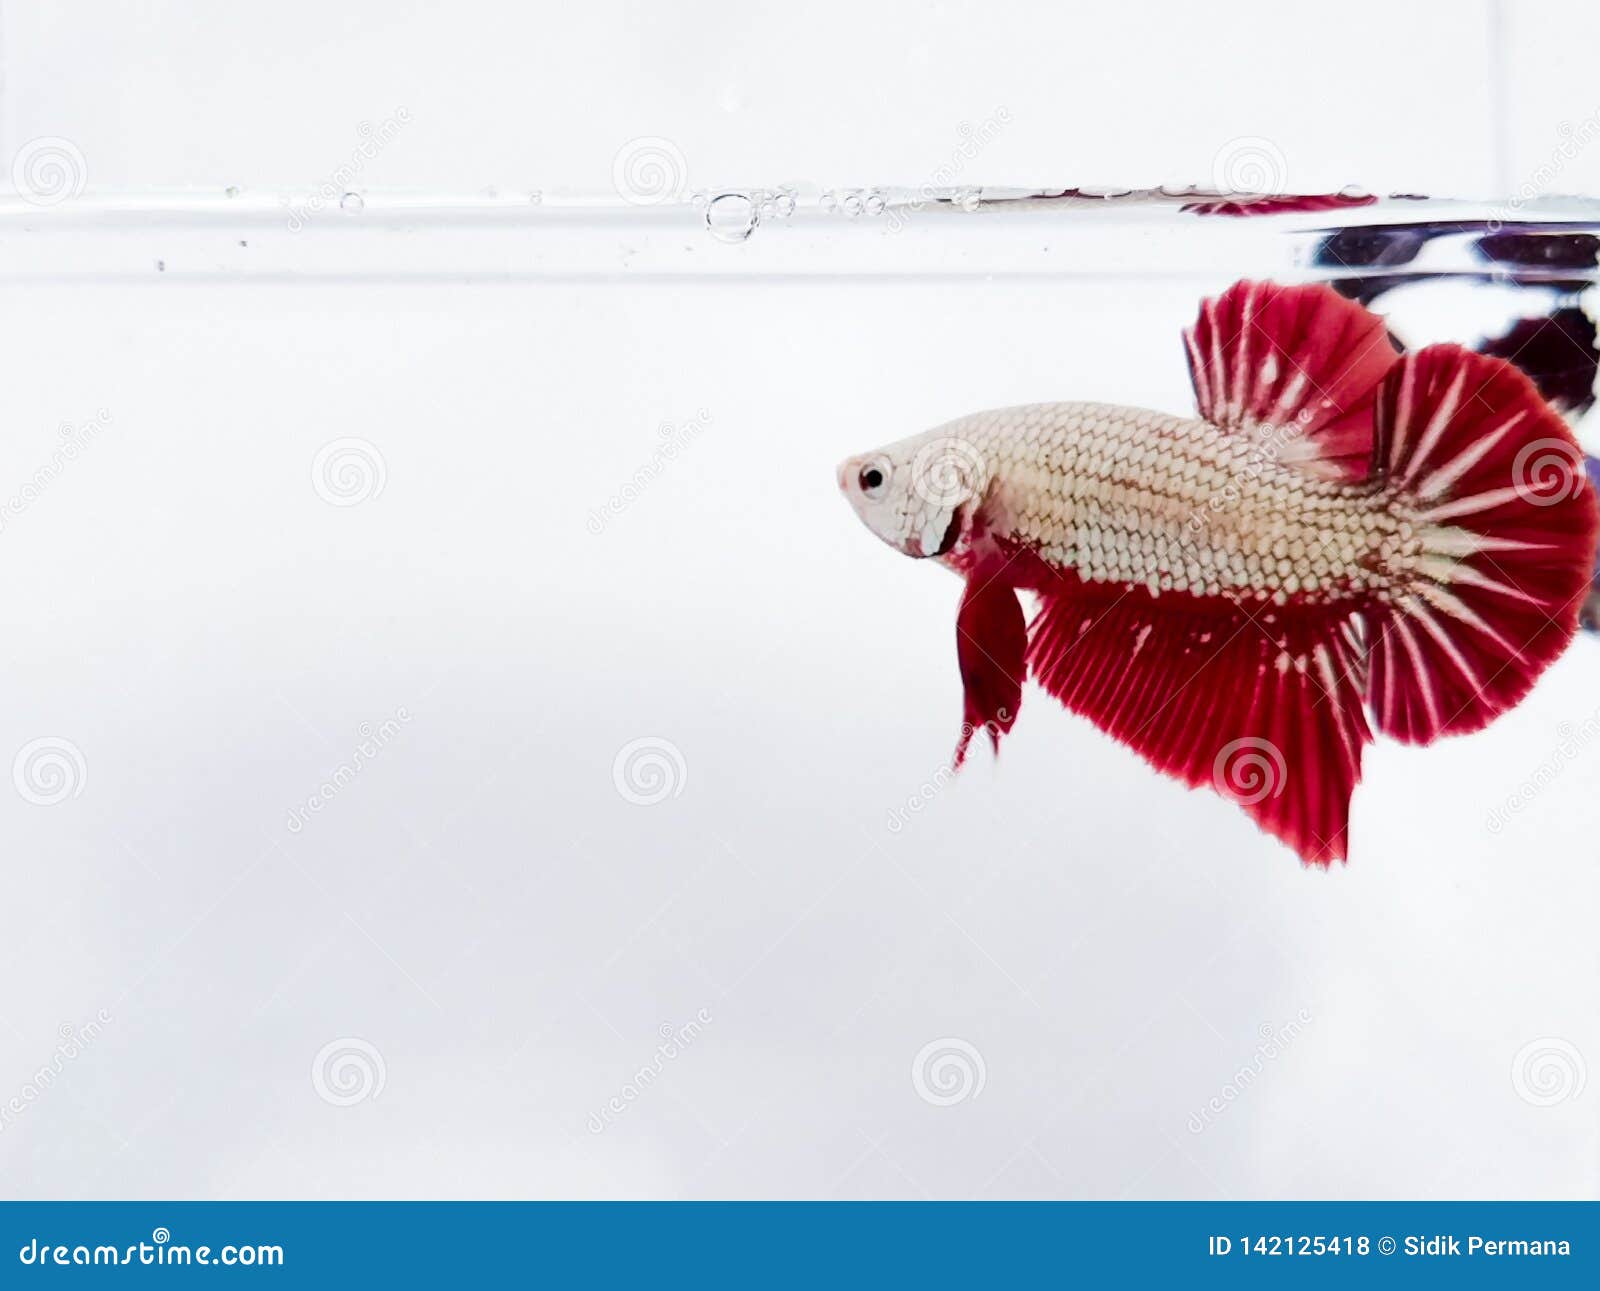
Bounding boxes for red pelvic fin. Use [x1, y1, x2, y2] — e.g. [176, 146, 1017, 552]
[954, 571, 1026, 767]
[1367, 345, 1600, 743]
[1027, 594, 1371, 865]
[1184, 280, 1398, 480]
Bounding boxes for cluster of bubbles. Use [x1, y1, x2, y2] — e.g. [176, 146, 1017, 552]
[691, 187, 797, 243]
[821, 187, 889, 218]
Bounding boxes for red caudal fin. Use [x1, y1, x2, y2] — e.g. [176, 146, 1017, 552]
[1028, 595, 1371, 865]
[1184, 280, 1398, 480]
[953, 571, 1026, 767]
[1366, 345, 1600, 743]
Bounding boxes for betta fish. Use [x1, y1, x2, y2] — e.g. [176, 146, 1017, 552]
[837, 280, 1599, 865]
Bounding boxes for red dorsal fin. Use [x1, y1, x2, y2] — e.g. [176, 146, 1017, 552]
[1027, 593, 1371, 865]
[1367, 345, 1599, 743]
[1183, 281, 1398, 481]
[953, 570, 1026, 766]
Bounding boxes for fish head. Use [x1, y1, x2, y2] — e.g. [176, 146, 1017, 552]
[836, 422, 991, 559]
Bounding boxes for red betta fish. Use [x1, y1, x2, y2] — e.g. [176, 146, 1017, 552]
[836, 280, 1599, 865]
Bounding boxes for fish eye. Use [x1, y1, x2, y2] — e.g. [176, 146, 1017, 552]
[858, 463, 889, 497]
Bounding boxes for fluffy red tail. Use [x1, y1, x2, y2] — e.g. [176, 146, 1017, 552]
[1367, 345, 1599, 743]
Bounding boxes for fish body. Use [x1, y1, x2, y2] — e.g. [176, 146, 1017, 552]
[899, 402, 1399, 604]
[838, 281, 1599, 865]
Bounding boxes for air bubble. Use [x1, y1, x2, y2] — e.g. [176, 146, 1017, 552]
[705, 192, 758, 243]
[864, 191, 886, 216]
[340, 191, 364, 213]
[954, 187, 981, 212]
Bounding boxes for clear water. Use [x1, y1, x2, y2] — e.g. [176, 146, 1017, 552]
[3, 191, 1595, 1199]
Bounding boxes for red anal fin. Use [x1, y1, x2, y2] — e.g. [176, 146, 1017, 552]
[954, 572, 1026, 767]
[1027, 592, 1371, 866]
[1184, 280, 1398, 481]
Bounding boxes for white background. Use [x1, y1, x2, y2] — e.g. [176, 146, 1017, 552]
[0, 1, 1594, 1199]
